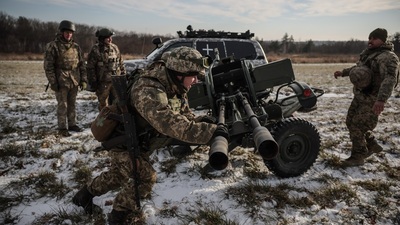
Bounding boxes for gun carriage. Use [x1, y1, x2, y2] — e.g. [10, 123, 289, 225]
[188, 48, 324, 178]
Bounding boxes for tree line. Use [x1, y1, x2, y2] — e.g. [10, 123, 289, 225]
[1, 12, 399, 57]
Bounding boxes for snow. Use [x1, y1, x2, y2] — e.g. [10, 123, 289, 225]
[0, 61, 399, 224]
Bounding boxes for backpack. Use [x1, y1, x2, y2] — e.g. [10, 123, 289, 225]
[91, 104, 120, 142]
[91, 72, 141, 143]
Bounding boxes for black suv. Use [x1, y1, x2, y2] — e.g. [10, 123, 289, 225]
[124, 25, 268, 73]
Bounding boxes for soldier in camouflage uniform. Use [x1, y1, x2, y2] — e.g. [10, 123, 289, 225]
[73, 46, 228, 225]
[334, 28, 399, 167]
[87, 28, 126, 111]
[44, 20, 87, 137]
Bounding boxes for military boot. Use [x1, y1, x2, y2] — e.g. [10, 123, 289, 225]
[107, 209, 129, 225]
[341, 147, 368, 168]
[72, 185, 94, 214]
[365, 138, 383, 158]
[68, 125, 82, 132]
[58, 129, 71, 137]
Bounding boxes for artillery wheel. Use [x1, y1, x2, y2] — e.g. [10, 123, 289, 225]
[264, 117, 320, 178]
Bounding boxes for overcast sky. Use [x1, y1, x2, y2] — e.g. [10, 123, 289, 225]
[2, 0, 400, 41]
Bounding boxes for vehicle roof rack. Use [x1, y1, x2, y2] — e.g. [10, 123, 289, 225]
[177, 25, 254, 39]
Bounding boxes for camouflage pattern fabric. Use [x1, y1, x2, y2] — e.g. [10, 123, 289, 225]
[165, 46, 207, 78]
[349, 65, 373, 89]
[87, 151, 156, 212]
[55, 86, 78, 129]
[131, 62, 216, 145]
[95, 81, 118, 111]
[341, 41, 399, 153]
[87, 42, 126, 111]
[346, 93, 378, 154]
[44, 34, 87, 129]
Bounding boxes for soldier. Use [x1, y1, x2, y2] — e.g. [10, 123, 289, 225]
[87, 28, 126, 111]
[333, 28, 399, 167]
[44, 20, 87, 137]
[72, 46, 228, 224]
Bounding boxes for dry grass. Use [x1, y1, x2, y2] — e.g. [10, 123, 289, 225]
[0, 52, 357, 63]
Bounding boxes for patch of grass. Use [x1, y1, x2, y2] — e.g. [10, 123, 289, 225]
[73, 166, 93, 186]
[354, 179, 392, 194]
[319, 151, 342, 168]
[0, 142, 24, 158]
[160, 158, 180, 175]
[355, 179, 396, 210]
[31, 207, 102, 225]
[1, 125, 19, 134]
[226, 181, 312, 219]
[381, 165, 400, 179]
[30, 128, 48, 140]
[16, 171, 72, 199]
[159, 201, 179, 218]
[311, 173, 340, 184]
[0, 209, 20, 225]
[312, 182, 357, 208]
[43, 150, 63, 160]
[242, 155, 270, 179]
[321, 138, 341, 149]
[0, 192, 25, 212]
[178, 202, 239, 225]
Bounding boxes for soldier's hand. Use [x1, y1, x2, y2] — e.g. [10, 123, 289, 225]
[334, 71, 342, 79]
[50, 83, 59, 91]
[80, 82, 87, 91]
[372, 101, 385, 115]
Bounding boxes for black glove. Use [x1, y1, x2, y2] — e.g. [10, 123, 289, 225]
[200, 115, 217, 124]
[50, 83, 59, 91]
[212, 124, 229, 140]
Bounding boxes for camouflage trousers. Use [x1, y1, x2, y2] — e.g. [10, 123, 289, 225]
[55, 86, 78, 130]
[87, 150, 156, 212]
[95, 81, 118, 111]
[346, 93, 379, 155]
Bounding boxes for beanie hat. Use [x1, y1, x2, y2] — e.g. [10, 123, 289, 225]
[369, 28, 387, 42]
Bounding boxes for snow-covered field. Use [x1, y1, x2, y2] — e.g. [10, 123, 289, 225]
[0, 61, 399, 225]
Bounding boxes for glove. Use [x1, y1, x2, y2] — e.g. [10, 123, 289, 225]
[50, 83, 59, 92]
[212, 124, 229, 140]
[200, 115, 217, 124]
[80, 82, 87, 91]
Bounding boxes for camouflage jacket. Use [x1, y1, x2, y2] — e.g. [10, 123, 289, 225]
[87, 42, 126, 84]
[130, 62, 217, 145]
[342, 42, 399, 102]
[43, 35, 87, 88]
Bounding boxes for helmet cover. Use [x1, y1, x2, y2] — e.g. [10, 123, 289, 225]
[165, 46, 208, 78]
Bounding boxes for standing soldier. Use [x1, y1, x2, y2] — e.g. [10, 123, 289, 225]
[333, 28, 399, 167]
[87, 28, 126, 111]
[44, 20, 87, 137]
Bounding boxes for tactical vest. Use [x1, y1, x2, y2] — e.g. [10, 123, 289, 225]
[96, 44, 121, 74]
[56, 41, 79, 70]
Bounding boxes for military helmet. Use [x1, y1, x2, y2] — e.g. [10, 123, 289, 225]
[165, 46, 209, 77]
[59, 20, 75, 32]
[96, 28, 115, 38]
[349, 65, 373, 89]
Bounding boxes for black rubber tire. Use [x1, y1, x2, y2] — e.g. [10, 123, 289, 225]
[264, 117, 320, 178]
